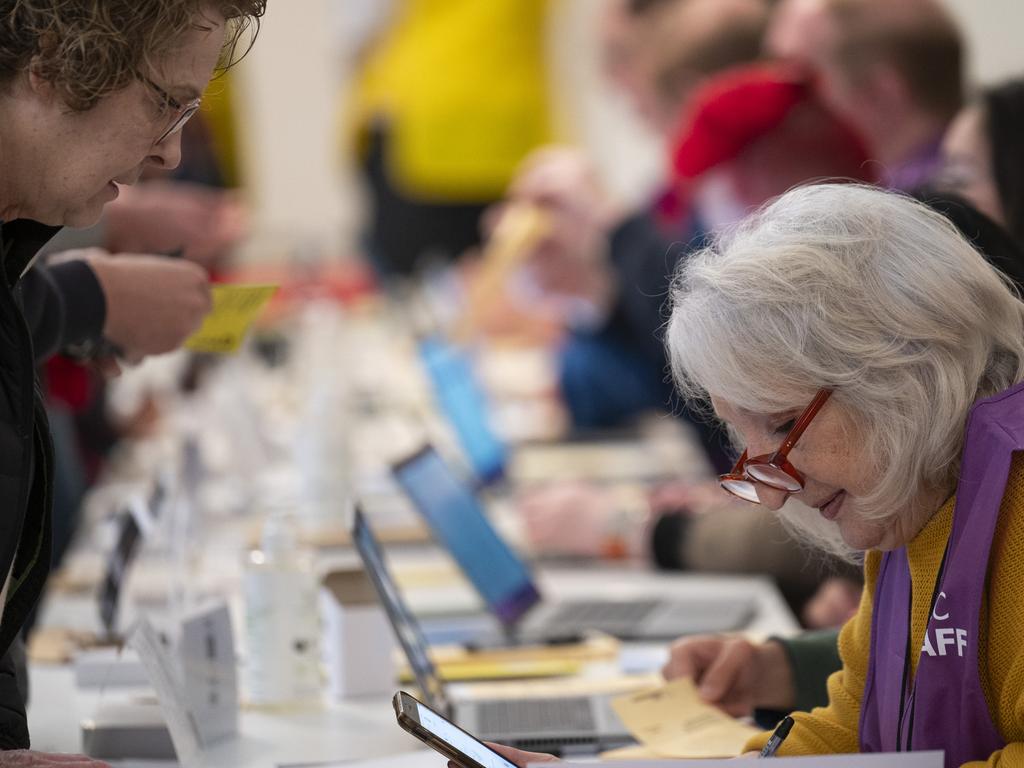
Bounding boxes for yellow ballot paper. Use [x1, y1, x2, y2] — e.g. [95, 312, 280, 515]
[456, 203, 549, 339]
[399, 634, 620, 683]
[399, 657, 582, 683]
[610, 677, 760, 759]
[185, 284, 277, 354]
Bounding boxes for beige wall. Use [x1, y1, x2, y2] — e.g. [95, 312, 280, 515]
[234, 0, 352, 260]
[942, 0, 1024, 86]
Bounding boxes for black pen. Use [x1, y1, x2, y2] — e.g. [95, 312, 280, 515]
[759, 716, 795, 757]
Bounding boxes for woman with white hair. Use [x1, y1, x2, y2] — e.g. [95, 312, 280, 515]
[490, 183, 1024, 765]
[668, 183, 1024, 761]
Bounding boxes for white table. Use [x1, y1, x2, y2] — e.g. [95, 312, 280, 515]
[28, 566, 797, 767]
[29, 666, 416, 768]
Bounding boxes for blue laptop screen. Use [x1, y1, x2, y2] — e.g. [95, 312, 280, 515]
[419, 337, 508, 485]
[393, 447, 540, 625]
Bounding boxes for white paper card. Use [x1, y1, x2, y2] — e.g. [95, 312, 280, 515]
[130, 618, 202, 768]
[547, 752, 944, 768]
[180, 602, 239, 746]
[277, 749, 443, 768]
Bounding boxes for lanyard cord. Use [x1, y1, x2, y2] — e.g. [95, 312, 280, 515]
[895, 541, 951, 751]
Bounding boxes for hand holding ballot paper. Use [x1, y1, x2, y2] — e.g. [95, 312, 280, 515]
[184, 283, 278, 354]
[464, 677, 943, 768]
[606, 677, 760, 759]
[456, 204, 549, 340]
[602, 680, 939, 764]
[84, 250, 218, 365]
[550, 753, 945, 767]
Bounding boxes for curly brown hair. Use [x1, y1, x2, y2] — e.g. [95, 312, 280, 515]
[0, 0, 266, 111]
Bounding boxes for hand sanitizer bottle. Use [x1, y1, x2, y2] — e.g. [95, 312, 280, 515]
[243, 515, 322, 708]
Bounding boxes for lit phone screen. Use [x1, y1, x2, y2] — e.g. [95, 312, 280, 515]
[415, 703, 518, 768]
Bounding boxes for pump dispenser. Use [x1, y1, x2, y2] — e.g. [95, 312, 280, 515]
[242, 515, 322, 708]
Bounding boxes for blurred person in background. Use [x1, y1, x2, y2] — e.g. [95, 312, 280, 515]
[596, 0, 674, 134]
[503, 0, 769, 437]
[346, 0, 553, 277]
[0, 0, 265, 758]
[938, 79, 1024, 248]
[494, 0, 773, 605]
[598, 0, 767, 139]
[766, 0, 963, 192]
[597, 0, 679, 135]
[517, 63, 874, 621]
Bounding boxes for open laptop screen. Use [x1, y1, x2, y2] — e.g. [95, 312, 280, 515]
[98, 479, 168, 637]
[392, 446, 541, 626]
[352, 506, 449, 713]
[418, 337, 508, 485]
[98, 506, 140, 637]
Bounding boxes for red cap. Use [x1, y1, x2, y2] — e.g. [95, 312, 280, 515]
[670, 63, 868, 182]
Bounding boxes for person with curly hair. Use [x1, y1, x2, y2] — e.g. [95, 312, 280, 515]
[0, 1, 264, 762]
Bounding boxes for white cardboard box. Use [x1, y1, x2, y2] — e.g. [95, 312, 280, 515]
[320, 569, 396, 698]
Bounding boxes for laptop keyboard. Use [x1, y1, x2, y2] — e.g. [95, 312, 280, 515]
[545, 599, 660, 630]
[477, 697, 597, 736]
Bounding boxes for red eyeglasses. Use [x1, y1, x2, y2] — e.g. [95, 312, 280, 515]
[719, 389, 832, 504]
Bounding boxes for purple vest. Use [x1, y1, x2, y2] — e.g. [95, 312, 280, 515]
[859, 382, 1024, 765]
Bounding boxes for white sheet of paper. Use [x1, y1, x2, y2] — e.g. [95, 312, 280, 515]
[130, 618, 202, 768]
[277, 749, 444, 768]
[546, 752, 944, 768]
[180, 602, 239, 747]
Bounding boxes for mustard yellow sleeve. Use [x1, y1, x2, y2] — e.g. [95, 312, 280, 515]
[744, 554, 880, 755]
[962, 745, 1024, 767]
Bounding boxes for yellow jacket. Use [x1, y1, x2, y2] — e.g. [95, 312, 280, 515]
[349, 0, 551, 201]
[746, 454, 1024, 766]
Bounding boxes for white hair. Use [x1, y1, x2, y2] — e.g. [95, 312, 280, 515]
[667, 184, 1024, 557]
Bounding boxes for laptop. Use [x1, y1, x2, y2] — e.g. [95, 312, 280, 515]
[351, 506, 632, 754]
[418, 336, 508, 486]
[391, 444, 756, 642]
[98, 477, 170, 637]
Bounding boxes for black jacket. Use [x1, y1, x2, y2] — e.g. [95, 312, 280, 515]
[0, 219, 105, 749]
[601, 210, 697, 370]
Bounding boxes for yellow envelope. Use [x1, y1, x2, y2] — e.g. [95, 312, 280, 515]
[397, 634, 619, 683]
[459, 672, 660, 702]
[398, 658, 582, 683]
[610, 677, 760, 759]
[185, 284, 278, 354]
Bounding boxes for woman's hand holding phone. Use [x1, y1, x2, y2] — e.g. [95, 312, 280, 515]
[449, 743, 559, 768]
[393, 690, 560, 768]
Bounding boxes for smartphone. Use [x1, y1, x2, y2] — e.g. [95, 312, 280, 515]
[392, 691, 519, 768]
